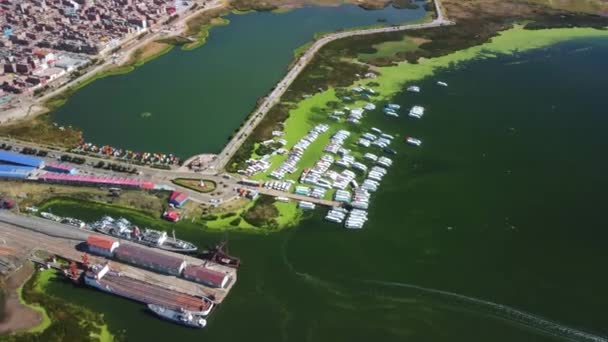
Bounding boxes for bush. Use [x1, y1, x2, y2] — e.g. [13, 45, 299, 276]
[229, 217, 241, 226]
[220, 212, 236, 219]
[201, 214, 218, 220]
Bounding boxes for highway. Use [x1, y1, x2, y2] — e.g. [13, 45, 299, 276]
[211, 0, 453, 170]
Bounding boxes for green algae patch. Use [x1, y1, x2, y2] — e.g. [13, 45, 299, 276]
[243, 25, 608, 182]
[274, 201, 302, 227]
[16, 272, 51, 334]
[7, 268, 116, 342]
[371, 25, 608, 97]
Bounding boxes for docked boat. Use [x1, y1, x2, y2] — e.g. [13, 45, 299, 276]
[91, 216, 197, 253]
[406, 137, 422, 146]
[298, 201, 316, 210]
[40, 212, 62, 222]
[408, 105, 425, 118]
[60, 217, 86, 228]
[147, 304, 207, 329]
[383, 148, 397, 155]
[386, 103, 401, 110]
[384, 111, 399, 118]
[198, 241, 241, 268]
[83, 264, 214, 316]
[407, 85, 421, 93]
[437, 81, 448, 87]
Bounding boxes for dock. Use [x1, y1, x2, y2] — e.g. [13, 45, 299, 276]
[240, 185, 341, 207]
[0, 212, 236, 304]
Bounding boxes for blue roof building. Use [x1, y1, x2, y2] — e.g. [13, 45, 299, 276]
[0, 165, 35, 179]
[0, 151, 44, 168]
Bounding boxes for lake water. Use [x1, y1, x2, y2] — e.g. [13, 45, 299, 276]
[51, 5, 426, 158]
[43, 37, 608, 341]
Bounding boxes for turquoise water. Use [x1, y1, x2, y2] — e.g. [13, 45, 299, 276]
[51, 5, 426, 157]
[43, 38, 608, 341]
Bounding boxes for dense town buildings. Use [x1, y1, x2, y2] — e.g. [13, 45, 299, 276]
[0, 0, 190, 96]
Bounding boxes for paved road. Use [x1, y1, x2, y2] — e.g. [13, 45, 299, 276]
[0, 0, 453, 209]
[211, 0, 453, 171]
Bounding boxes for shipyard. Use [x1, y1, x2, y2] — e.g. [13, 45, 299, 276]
[0, 209, 238, 329]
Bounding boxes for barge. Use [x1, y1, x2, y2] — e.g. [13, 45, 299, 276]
[84, 264, 214, 316]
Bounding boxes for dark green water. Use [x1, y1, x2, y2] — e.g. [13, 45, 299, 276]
[44, 39, 608, 341]
[51, 5, 426, 158]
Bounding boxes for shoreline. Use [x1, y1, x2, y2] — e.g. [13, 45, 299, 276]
[1, 266, 116, 341]
[0, 2, 431, 151]
[228, 24, 608, 182]
[0, 263, 50, 335]
[0, 0, 228, 126]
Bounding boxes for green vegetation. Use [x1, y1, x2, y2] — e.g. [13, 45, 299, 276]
[293, 41, 313, 58]
[17, 278, 51, 333]
[230, 10, 608, 174]
[37, 195, 300, 233]
[0, 114, 82, 147]
[182, 16, 230, 51]
[242, 195, 280, 229]
[358, 36, 426, 63]
[171, 178, 217, 193]
[5, 269, 117, 342]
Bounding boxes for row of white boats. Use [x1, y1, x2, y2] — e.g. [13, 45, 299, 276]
[281, 81, 448, 228]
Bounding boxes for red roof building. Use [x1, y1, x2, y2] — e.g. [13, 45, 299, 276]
[114, 244, 186, 276]
[169, 191, 188, 207]
[163, 211, 180, 222]
[183, 265, 230, 288]
[87, 235, 119, 257]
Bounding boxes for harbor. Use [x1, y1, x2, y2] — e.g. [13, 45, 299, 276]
[236, 80, 447, 229]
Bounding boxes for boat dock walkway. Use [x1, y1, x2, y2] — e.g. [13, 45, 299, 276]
[240, 185, 341, 207]
[0, 212, 236, 304]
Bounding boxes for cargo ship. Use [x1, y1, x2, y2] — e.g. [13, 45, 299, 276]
[83, 264, 214, 316]
[91, 216, 197, 253]
[147, 304, 207, 328]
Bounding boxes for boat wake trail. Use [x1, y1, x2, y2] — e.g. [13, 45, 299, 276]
[363, 279, 607, 342]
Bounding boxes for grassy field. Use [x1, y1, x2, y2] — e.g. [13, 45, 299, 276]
[171, 178, 217, 193]
[0, 181, 169, 214]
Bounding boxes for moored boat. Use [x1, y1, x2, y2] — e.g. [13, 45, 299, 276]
[406, 137, 422, 146]
[91, 216, 197, 253]
[147, 304, 207, 328]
